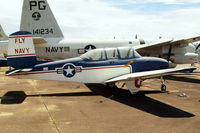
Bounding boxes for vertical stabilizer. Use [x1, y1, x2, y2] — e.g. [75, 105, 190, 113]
[0, 25, 8, 41]
[20, 0, 64, 40]
[7, 31, 36, 69]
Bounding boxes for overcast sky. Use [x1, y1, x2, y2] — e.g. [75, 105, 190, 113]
[0, 0, 200, 40]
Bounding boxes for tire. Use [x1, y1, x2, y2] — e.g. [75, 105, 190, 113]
[106, 83, 117, 89]
[161, 84, 166, 92]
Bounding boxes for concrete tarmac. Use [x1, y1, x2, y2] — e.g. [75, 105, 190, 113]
[0, 67, 200, 133]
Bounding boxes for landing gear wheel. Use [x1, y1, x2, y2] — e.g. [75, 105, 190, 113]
[161, 84, 166, 92]
[189, 70, 194, 73]
[106, 83, 117, 89]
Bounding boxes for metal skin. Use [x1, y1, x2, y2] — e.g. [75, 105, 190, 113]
[6, 53, 169, 84]
[6, 31, 196, 95]
[0, 0, 199, 65]
[0, 58, 7, 67]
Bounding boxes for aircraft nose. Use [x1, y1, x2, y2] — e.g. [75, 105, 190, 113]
[131, 57, 169, 72]
[152, 58, 169, 69]
[142, 57, 169, 70]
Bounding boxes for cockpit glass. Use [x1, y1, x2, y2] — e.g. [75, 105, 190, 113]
[118, 47, 132, 58]
[118, 47, 141, 58]
[80, 47, 141, 61]
[80, 49, 106, 61]
[105, 48, 119, 59]
[134, 50, 141, 58]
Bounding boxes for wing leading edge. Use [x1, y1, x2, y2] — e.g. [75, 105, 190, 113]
[135, 34, 200, 52]
[105, 67, 196, 83]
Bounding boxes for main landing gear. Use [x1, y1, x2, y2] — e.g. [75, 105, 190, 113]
[161, 76, 167, 92]
[106, 82, 118, 89]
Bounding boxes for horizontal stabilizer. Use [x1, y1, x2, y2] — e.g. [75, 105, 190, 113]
[6, 68, 33, 76]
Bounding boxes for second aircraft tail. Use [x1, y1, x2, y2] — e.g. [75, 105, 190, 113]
[0, 25, 8, 41]
[20, 0, 64, 40]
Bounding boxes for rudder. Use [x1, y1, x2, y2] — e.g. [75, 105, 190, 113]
[7, 31, 36, 69]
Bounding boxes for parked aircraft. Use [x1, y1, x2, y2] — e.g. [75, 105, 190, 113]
[0, 0, 200, 65]
[19, 0, 200, 64]
[0, 25, 8, 41]
[0, 53, 7, 67]
[0, 58, 7, 67]
[193, 42, 200, 64]
[6, 31, 196, 94]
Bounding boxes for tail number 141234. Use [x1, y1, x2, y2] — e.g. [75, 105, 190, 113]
[33, 28, 53, 35]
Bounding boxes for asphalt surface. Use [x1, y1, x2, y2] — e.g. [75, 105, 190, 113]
[0, 66, 200, 133]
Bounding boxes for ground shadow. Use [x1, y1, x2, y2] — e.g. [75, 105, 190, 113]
[0, 91, 98, 104]
[0, 85, 195, 118]
[86, 84, 195, 118]
[165, 75, 200, 84]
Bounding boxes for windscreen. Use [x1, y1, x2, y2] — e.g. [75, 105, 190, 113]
[118, 47, 141, 58]
[80, 49, 106, 61]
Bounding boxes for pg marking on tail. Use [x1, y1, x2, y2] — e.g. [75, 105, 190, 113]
[30, 1, 46, 10]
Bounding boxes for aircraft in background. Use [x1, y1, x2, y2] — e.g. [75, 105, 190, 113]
[193, 42, 200, 64]
[6, 31, 196, 94]
[0, 0, 200, 65]
[0, 27, 8, 67]
[0, 58, 7, 67]
[0, 25, 8, 41]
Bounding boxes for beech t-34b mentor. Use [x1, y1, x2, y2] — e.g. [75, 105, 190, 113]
[6, 31, 196, 94]
[0, 0, 200, 66]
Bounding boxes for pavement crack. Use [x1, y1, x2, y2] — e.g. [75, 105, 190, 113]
[32, 80, 60, 133]
[39, 95, 61, 133]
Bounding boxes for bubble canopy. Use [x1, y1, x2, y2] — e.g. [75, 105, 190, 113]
[80, 47, 141, 61]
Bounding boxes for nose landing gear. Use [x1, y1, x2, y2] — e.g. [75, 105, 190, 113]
[161, 76, 167, 92]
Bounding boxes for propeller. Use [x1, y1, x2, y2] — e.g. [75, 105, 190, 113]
[135, 34, 138, 39]
[167, 45, 172, 62]
[195, 43, 200, 64]
[195, 43, 200, 52]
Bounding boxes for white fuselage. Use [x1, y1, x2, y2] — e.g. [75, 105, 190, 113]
[10, 64, 131, 83]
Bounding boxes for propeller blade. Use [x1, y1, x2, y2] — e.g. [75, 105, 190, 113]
[195, 43, 200, 51]
[167, 45, 172, 61]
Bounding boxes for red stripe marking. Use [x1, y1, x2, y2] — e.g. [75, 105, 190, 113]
[82, 66, 124, 70]
[9, 35, 32, 38]
[8, 65, 130, 76]
[7, 53, 36, 57]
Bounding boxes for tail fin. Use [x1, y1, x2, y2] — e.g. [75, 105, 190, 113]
[7, 31, 36, 69]
[0, 25, 8, 41]
[20, 0, 64, 40]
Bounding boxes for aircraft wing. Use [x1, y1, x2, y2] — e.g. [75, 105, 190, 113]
[135, 34, 200, 52]
[105, 67, 196, 83]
